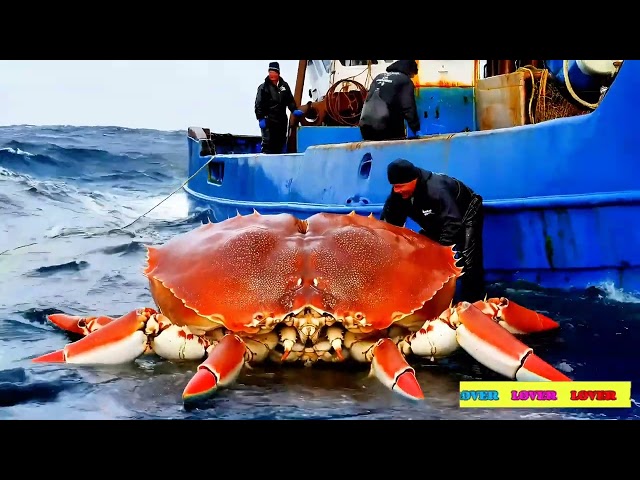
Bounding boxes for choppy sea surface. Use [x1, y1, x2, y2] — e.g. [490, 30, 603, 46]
[0, 124, 638, 420]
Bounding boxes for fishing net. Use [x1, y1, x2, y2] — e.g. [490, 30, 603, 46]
[519, 67, 592, 124]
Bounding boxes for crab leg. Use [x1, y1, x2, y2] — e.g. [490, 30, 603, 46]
[182, 334, 247, 402]
[370, 338, 424, 400]
[33, 309, 154, 364]
[46, 311, 127, 336]
[473, 297, 560, 334]
[452, 302, 571, 381]
[32, 309, 210, 364]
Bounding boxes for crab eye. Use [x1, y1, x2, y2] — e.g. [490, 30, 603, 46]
[313, 278, 318, 287]
[296, 277, 303, 287]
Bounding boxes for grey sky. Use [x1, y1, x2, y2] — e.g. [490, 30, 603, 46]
[0, 60, 301, 134]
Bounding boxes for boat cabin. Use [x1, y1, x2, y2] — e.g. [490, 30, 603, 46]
[192, 59, 623, 156]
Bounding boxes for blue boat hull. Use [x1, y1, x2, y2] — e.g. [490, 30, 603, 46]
[184, 61, 640, 295]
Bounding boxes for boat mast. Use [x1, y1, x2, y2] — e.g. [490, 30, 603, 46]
[286, 60, 308, 153]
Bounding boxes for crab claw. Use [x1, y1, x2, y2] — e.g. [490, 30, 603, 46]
[33, 309, 154, 364]
[32, 349, 66, 362]
[370, 338, 424, 400]
[47, 313, 117, 336]
[182, 334, 247, 403]
[279, 326, 297, 362]
[326, 326, 345, 361]
[453, 302, 571, 381]
[473, 297, 559, 334]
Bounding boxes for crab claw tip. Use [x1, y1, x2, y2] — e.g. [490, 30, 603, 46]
[32, 349, 66, 363]
[182, 367, 218, 402]
[395, 370, 425, 400]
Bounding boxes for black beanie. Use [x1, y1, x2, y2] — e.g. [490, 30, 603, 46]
[268, 62, 280, 73]
[387, 158, 418, 184]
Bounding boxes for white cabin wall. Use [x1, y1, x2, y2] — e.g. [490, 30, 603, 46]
[303, 60, 491, 103]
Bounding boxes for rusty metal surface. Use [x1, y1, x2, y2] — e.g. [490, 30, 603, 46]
[287, 60, 308, 153]
[475, 71, 528, 131]
[500, 60, 515, 75]
[313, 131, 464, 151]
[187, 127, 209, 141]
[416, 60, 479, 87]
[300, 100, 327, 126]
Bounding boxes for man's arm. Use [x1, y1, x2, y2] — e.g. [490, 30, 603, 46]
[284, 83, 301, 114]
[398, 79, 421, 135]
[437, 191, 463, 246]
[287, 89, 298, 113]
[380, 190, 409, 227]
[255, 85, 266, 120]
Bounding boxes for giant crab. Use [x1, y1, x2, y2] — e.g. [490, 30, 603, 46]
[33, 211, 571, 403]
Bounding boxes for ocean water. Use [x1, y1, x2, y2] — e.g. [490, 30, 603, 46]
[0, 124, 638, 420]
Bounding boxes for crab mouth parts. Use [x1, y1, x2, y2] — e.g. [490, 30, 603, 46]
[280, 305, 371, 330]
[244, 304, 382, 365]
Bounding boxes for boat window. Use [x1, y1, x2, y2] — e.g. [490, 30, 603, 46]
[208, 161, 224, 186]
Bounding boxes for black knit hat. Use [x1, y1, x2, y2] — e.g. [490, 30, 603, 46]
[387, 158, 418, 184]
[268, 62, 280, 73]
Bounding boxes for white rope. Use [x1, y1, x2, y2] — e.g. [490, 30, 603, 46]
[563, 60, 601, 110]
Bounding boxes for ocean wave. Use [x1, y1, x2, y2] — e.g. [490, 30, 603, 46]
[0, 367, 87, 408]
[0, 126, 186, 188]
[29, 260, 90, 277]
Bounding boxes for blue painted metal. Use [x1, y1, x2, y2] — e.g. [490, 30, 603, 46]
[297, 126, 362, 152]
[184, 60, 640, 294]
[414, 86, 476, 134]
[545, 60, 600, 92]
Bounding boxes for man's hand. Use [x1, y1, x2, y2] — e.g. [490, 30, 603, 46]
[259, 118, 267, 129]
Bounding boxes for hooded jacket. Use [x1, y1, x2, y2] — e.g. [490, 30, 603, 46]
[359, 60, 421, 138]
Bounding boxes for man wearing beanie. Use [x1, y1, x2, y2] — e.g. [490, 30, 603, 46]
[254, 61, 304, 154]
[381, 158, 486, 302]
[359, 60, 423, 141]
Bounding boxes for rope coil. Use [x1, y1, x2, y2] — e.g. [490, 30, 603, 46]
[324, 79, 368, 126]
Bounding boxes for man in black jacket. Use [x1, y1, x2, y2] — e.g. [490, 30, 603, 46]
[359, 60, 423, 141]
[380, 158, 486, 302]
[254, 61, 303, 154]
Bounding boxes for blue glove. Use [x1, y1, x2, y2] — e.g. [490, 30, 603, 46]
[293, 109, 303, 117]
[259, 118, 266, 129]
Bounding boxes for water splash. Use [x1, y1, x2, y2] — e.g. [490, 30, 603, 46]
[595, 281, 640, 304]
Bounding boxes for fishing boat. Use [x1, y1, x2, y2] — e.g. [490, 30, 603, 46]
[184, 59, 640, 295]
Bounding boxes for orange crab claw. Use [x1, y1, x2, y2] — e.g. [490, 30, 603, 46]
[454, 302, 571, 381]
[280, 350, 291, 361]
[47, 313, 117, 336]
[32, 309, 153, 365]
[473, 297, 560, 334]
[32, 349, 66, 363]
[370, 338, 424, 400]
[182, 334, 247, 402]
